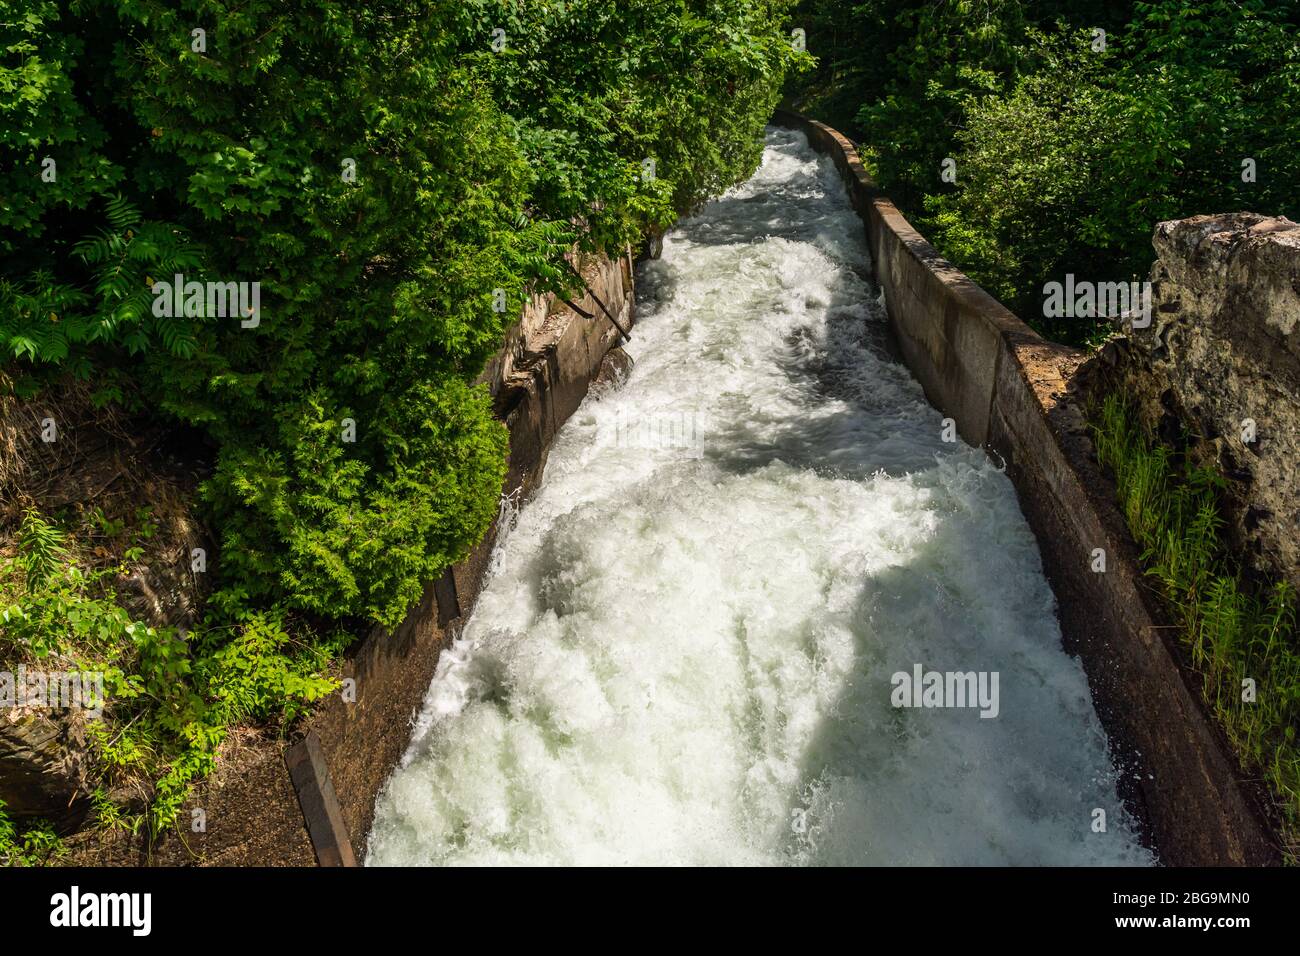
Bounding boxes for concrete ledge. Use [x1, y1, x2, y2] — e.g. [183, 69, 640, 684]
[774, 109, 1283, 865]
[284, 731, 355, 867]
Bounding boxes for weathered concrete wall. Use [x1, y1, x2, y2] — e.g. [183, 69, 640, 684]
[66, 249, 636, 866]
[773, 109, 1284, 865]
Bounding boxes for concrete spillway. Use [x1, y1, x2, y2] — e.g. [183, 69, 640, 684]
[365, 128, 1153, 866]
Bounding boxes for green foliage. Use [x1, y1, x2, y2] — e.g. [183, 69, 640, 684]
[1092, 394, 1300, 850]
[0, 1, 124, 249]
[0, 801, 65, 867]
[91, 788, 141, 834]
[462, 1, 806, 246]
[4, 0, 802, 628]
[132, 613, 342, 836]
[920, 31, 1126, 343]
[1, 509, 137, 659]
[1, 509, 340, 836]
[2, 1, 800, 836]
[2, 194, 206, 368]
[206, 381, 507, 627]
[788, 0, 1300, 344]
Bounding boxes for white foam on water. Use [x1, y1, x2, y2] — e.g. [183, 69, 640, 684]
[365, 128, 1154, 867]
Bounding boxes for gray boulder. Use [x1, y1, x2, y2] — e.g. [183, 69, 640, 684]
[1114, 213, 1300, 590]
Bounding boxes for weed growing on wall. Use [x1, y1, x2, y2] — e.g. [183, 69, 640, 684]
[0, 800, 64, 866]
[1092, 394, 1300, 854]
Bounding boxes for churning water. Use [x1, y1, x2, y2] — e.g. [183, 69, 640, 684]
[366, 128, 1153, 866]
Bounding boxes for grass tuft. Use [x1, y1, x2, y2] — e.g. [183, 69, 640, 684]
[1092, 393, 1300, 855]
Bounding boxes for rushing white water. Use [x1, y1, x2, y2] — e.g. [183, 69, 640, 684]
[366, 128, 1153, 867]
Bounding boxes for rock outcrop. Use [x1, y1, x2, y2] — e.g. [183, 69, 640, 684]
[1102, 213, 1300, 592]
[0, 708, 93, 830]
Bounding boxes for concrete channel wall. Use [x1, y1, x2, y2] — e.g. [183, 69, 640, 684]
[68, 250, 636, 866]
[773, 109, 1283, 865]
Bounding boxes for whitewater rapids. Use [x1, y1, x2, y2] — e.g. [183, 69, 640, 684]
[365, 128, 1153, 866]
